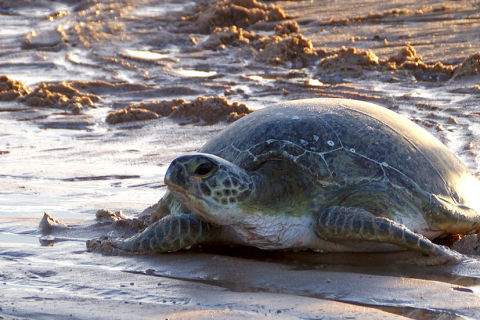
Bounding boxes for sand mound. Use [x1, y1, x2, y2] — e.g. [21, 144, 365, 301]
[38, 82, 100, 102]
[256, 34, 318, 67]
[39, 212, 68, 234]
[202, 19, 308, 67]
[451, 52, 480, 80]
[202, 26, 258, 50]
[388, 44, 422, 65]
[318, 47, 379, 77]
[316, 45, 456, 81]
[386, 45, 454, 81]
[274, 20, 300, 36]
[0, 76, 99, 113]
[19, 82, 99, 114]
[0, 75, 30, 101]
[183, 2, 312, 68]
[131, 99, 184, 117]
[186, 0, 287, 34]
[105, 107, 159, 124]
[95, 209, 149, 234]
[106, 96, 252, 125]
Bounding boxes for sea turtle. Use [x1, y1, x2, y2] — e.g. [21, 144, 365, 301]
[87, 98, 480, 262]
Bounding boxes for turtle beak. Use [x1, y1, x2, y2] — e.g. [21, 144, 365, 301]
[164, 158, 187, 191]
[165, 154, 219, 191]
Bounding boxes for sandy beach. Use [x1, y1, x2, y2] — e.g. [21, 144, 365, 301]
[0, 0, 479, 318]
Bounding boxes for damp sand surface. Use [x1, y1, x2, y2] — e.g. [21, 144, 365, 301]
[0, 0, 480, 319]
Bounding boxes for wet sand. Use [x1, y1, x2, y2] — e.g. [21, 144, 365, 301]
[0, 0, 479, 319]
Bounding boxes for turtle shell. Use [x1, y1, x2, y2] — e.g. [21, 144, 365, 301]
[200, 98, 472, 206]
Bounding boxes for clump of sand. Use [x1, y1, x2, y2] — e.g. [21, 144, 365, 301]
[185, 0, 287, 34]
[95, 209, 127, 223]
[388, 44, 422, 65]
[105, 107, 159, 124]
[256, 34, 318, 67]
[451, 52, 480, 80]
[317, 47, 379, 78]
[0, 75, 30, 101]
[198, 6, 478, 76]
[106, 96, 252, 125]
[0, 76, 99, 113]
[202, 26, 258, 50]
[188, 0, 313, 68]
[201, 14, 315, 67]
[19, 82, 99, 114]
[200, 14, 317, 68]
[386, 45, 454, 81]
[316, 45, 456, 81]
[39, 212, 68, 234]
[274, 20, 300, 36]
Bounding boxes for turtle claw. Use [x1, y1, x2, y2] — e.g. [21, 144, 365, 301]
[403, 250, 464, 266]
[86, 237, 132, 256]
[86, 238, 111, 254]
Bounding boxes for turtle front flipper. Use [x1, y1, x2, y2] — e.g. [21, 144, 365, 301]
[87, 213, 220, 255]
[313, 206, 462, 263]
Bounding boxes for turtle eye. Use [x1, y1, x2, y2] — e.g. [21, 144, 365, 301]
[193, 161, 217, 178]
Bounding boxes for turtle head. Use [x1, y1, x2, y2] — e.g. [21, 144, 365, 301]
[164, 153, 253, 225]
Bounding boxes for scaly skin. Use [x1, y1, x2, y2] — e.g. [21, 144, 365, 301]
[314, 206, 461, 262]
[87, 213, 219, 254]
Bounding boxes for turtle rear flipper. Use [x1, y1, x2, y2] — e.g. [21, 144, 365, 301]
[313, 206, 462, 263]
[87, 213, 220, 254]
